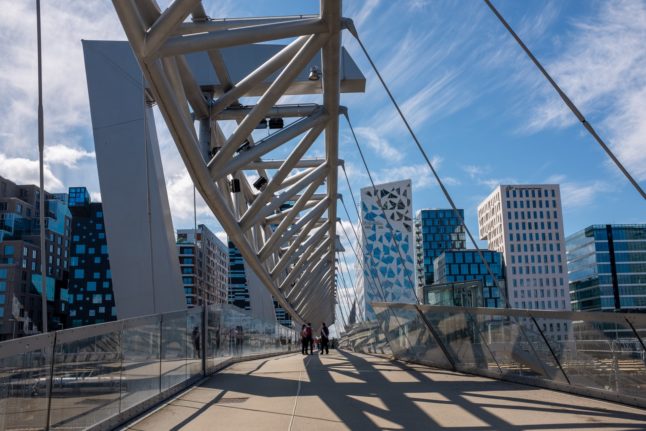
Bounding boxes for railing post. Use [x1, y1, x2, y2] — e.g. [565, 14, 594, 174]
[45, 330, 57, 431]
[529, 315, 571, 385]
[625, 317, 646, 354]
[464, 310, 503, 374]
[202, 305, 207, 376]
[158, 314, 163, 393]
[414, 305, 456, 371]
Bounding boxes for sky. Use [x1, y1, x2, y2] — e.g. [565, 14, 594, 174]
[1, 1, 645, 332]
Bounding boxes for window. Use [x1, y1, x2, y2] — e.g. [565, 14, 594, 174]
[74, 269, 84, 279]
[100, 245, 108, 254]
[3, 245, 14, 255]
[87, 281, 97, 291]
[75, 244, 85, 254]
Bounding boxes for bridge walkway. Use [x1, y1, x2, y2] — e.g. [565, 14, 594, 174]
[122, 350, 646, 430]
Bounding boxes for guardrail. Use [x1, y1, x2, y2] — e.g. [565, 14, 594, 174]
[0, 304, 297, 430]
[341, 303, 646, 409]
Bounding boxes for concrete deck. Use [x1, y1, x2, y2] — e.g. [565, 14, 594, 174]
[123, 351, 646, 430]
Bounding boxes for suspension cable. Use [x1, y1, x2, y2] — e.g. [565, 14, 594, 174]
[336, 251, 357, 324]
[342, 114, 423, 305]
[347, 34, 510, 307]
[484, 0, 645, 201]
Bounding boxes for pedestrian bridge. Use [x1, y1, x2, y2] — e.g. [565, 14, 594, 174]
[121, 351, 646, 431]
[1, 303, 646, 430]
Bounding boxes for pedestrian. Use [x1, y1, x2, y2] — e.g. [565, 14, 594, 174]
[192, 326, 201, 359]
[320, 322, 329, 354]
[300, 324, 307, 355]
[305, 322, 314, 354]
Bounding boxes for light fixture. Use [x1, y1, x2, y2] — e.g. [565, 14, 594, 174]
[268, 117, 284, 129]
[308, 65, 320, 81]
[253, 176, 268, 190]
[230, 178, 241, 193]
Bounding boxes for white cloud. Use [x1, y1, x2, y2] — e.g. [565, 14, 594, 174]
[0, 154, 64, 191]
[45, 144, 95, 168]
[215, 231, 228, 245]
[546, 174, 613, 209]
[373, 158, 445, 190]
[353, 127, 404, 162]
[525, 0, 646, 180]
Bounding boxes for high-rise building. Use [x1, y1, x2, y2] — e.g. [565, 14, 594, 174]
[415, 209, 466, 295]
[227, 241, 291, 327]
[478, 184, 569, 311]
[0, 175, 71, 339]
[176, 225, 229, 307]
[67, 187, 115, 326]
[567, 224, 646, 312]
[433, 250, 504, 307]
[359, 180, 416, 320]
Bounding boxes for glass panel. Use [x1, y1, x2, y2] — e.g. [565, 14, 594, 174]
[186, 307, 203, 379]
[0, 333, 54, 431]
[536, 314, 646, 396]
[376, 305, 453, 369]
[160, 311, 188, 391]
[120, 315, 160, 411]
[49, 326, 122, 430]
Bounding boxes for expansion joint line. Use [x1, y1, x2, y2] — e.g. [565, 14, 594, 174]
[484, 0, 645, 201]
[346, 36, 510, 307]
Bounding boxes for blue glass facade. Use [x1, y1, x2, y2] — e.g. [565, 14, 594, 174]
[434, 250, 504, 307]
[67, 188, 115, 326]
[415, 209, 466, 291]
[567, 224, 646, 312]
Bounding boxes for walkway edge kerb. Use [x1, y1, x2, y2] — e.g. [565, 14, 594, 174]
[352, 350, 646, 411]
[89, 351, 295, 431]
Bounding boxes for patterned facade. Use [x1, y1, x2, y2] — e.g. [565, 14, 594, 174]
[359, 180, 416, 320]
[67, 187, 115, 326]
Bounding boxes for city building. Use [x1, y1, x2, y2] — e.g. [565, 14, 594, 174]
[567, 224, 646, 312]
[0, 175, 71, 339]
[433, 249, 504, 307]
[227, 241, 291, 327]
[67, 187, 115, 327]
[478, 184, 569, 311]
[358, 180, 416, 320]
[177, 225, 229, 307]
[415, 208, 466, 297]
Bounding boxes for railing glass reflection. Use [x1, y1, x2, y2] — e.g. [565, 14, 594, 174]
[0, 304, 296, 430]
[342, 302, 646, 409]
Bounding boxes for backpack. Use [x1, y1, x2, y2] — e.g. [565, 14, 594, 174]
[304, 326, 312, 338]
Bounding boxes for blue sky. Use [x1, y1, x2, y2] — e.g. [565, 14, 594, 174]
[1, 1, 644, 329]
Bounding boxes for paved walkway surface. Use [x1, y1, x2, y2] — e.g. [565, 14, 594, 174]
[123, 350, 646, 431]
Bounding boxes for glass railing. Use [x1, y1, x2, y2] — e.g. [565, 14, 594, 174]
[343, 302, 646, 409]
[0, 304, 297, 430]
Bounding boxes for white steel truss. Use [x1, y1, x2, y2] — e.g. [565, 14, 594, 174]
[112, 0, 360, 324]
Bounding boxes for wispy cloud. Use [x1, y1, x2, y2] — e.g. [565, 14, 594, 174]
[522, 0, 646, 180]
[546, 174, 613, 209]
[353, 127, 404, 162]
[45, 144, 95, 168]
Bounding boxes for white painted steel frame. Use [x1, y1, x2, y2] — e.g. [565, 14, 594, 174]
[112, 0, 347, 324]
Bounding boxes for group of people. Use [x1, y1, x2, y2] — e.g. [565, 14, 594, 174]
[300, 322, 330, 355]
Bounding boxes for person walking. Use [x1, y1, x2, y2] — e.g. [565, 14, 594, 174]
[300, 324, 308, 355]
[305, 323, 314, 354]
[320, 322, 329, 355]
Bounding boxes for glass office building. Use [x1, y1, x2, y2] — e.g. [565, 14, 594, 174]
[567, 224, 646, 312]
[415, 209, 466, 294]
[67, 187, 115, 327]
[433, 250, 504, 307]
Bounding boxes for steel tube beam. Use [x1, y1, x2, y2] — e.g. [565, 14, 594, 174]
[216, 104, 322, 120]
[175, 15, 319, 35]
[144, 0, 199, 57]
[160, 18, 327, 57]
[245, 159, 326, 170]
[213, 110, 327, 179]
[208, 34, 328, 174]
[272, 215, 329, 276]
[209, 36, 308, 115]
[241, 162, 328, 229]
[270, 197, 329, 254]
